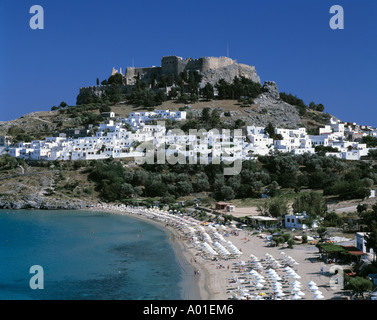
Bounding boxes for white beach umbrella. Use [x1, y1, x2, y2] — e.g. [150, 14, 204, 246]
[290, 280, 302, 287]
[266, 269, 277, 274]
[309, 285, 319, 291]
[275, 291, 285, 297]
[272, 283, 283, 290]
[214, 242, 231, 255]
[255, 282, 264, 289]
[307, 281, 317, 286]
[297, 291, 305, 296]
[273, 287, 283, 293]
[291, 294, 301, 300]
[290, 286, 301, 293]
[254, 263, 263, 270]
[314, 294, 325, 300]
[285, 269, 296, 275]
[255, 275, 265, 282]
[312, 290, 323, 296]
[283, 266, 293, 273]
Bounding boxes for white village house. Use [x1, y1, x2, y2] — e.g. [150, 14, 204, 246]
[6, 111, 377, 163]
[284, 212, 319, 230]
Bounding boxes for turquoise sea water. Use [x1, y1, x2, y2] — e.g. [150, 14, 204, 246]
[0, 210, 183, 300]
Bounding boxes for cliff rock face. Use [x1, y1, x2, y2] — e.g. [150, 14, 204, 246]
[214, 80, 302, 128]
[262, 81, 279, 99]
[199, 62, 261, 88]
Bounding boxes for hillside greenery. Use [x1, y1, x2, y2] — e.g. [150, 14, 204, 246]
[76, 151, 377, 207]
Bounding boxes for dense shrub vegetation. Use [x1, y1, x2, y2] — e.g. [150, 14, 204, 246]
[84, 152, 377, 204]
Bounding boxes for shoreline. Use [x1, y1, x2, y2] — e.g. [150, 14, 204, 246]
[88, 207, 213, 300]
[1, 206, 349, 300]
[87, 204, 348, 300]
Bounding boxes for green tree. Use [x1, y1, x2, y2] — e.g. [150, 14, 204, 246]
[155, 90, 167, 104]
[166, 74, 175, 87]
[108, 73, 123, 85]
[59, 101, 68, 109]
[121, 183, 134, 197]
[176, 181, 193, 196]
[272, 236, 285, 247]
[201, 107, 211, 123]
[158, 75, 167, 88]
[309, 101, 316, 110]
[287, 238, 295, 249]
[282, 233, 291, 242]
[345, 277, 373, 298]
[145, 181, 168, 197]
[268, 197, 288, 218]
[168, 87, 178, 99]
[323, 211, 343, 227]
[201, 83, 214, 101]
[190, 93, 199, 103]
[264, 122, 276, 139]
[316, 226, 328, 240]
[362, 135, 377, 148]
[219, 186, 235, 201]
[363, 203, 377, 262]
[209, 109, 220, 127]
[292, 192, 327, 219]
[193, 173, 210, 192]
[316, 104, 325, 112]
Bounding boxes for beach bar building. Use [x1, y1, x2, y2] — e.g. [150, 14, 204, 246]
[316, 243, 365, 264]
[245, 216, 279, 229]
[215, 202, 234, 212]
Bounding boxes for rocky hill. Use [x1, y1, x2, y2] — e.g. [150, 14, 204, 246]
[0, 55, 334, 143]
[0, 82, 332, 144]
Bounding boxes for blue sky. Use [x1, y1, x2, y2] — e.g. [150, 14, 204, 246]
[0, 0, 376, 126]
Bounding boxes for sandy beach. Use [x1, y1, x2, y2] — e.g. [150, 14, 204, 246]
[90, 204, 346, 300]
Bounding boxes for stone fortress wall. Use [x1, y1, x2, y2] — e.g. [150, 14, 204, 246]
[121, 55, 259, 85]
[78, 55, 260, 103]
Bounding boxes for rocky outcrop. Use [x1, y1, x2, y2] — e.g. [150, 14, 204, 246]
[262, 81, 279, 99]
[200, 62, 261, 88]
[0, 194, 91, 210]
